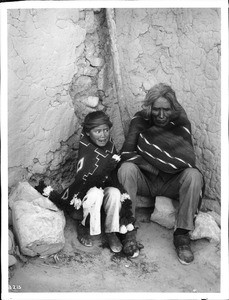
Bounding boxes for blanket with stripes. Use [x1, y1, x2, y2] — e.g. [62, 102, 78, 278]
[137, 120, 196, 174]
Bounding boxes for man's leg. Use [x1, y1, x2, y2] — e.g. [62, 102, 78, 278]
[117, 162, 153, 217]
[159, 168, 203, 264]
[159, 168, 203, 231]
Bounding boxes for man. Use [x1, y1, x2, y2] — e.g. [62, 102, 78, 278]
[118, 83, 204, 265]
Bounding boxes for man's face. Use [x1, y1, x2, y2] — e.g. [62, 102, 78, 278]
[87, 124, 110, 147]
[151, 97, 172, 127]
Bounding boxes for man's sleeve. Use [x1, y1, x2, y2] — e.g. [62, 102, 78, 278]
[121, 114, 146, 160]
[120, 113, 159, 176]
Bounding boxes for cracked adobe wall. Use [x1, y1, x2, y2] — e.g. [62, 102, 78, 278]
[115, 8, 221, 202]
[8, 8, 123, 191]
[8, 8, 221, 203]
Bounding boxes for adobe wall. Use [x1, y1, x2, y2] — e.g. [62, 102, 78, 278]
[8, 8, 221, 201]
[115, 8, 221, 200]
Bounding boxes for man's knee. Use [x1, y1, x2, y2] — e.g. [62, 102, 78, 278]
[183, 168, 203, 186]
[118, 162, 139, 181]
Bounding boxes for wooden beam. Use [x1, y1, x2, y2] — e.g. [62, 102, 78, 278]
[106, 8, 130, 137]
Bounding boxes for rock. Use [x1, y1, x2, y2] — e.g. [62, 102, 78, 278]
[86, 96, 99, 108]
[9, 229, 17, 267]
[8, 229, 15, 255]
[9, 182, 59, 211]
[190, 212, 220, 243]
[201, 198, 220, 215]
[87, 56, 104, 67]
[9, 254, 17, 267]
[150, 196, 177, 229]
[9, 182, 66, 257]
[208, 211, 221, 228]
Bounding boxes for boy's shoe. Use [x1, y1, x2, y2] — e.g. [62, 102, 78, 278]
[77, 223, 93, 247]
[173, 234, 194, 265]
[122, 229, 141, 258]
[106, 232, 123, 253]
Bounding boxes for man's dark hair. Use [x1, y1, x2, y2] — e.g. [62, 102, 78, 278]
[142, 83, 182, 118]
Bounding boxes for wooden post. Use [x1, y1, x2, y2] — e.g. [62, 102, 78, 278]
[106, 8, 130, 137]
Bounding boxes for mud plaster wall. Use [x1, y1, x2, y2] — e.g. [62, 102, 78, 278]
[115, 8, 221, 201]
[8, 8, 123, 191]
[8, 8, 220, 202]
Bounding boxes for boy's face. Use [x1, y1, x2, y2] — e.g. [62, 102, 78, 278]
[151, 97, 172, 127]
[87, 124, 110, 147]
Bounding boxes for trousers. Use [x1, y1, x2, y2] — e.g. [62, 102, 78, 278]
[81, 186, 121, 235]
[117, 162, 203, 231]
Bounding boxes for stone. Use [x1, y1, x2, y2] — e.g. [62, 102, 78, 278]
[8, 229, 15, 255]
[87, 56, 104, 67]
[190, 211, 220, 243]
[150, 196, 177, 229]
[200, 198, 220, 215]
[208, 211, 221, 228]
[86, 96, 99, 108]
[9, 254, 17, 267]
[9, 181, 58, 211]
[9, 182, 66, 257]
[85, 11, 95, 34]
[9, 229, 17, 267]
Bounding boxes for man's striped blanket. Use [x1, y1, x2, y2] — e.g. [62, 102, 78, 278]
[137, 121, 196, 174]
[121, 109, 196, 175]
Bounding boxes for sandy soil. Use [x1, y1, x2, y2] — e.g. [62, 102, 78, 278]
[8, 208, 221, 294]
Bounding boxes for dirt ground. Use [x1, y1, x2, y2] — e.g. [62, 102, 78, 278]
[8, 208, 221, 295]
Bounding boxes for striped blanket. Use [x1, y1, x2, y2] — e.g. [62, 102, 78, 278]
[121, 109, 196, 174]
[137, 121, 196, 174]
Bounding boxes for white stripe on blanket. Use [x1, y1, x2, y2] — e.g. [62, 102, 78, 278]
[139, 133, 191, 168]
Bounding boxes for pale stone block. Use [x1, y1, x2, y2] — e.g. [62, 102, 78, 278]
[85, 10, 95, 33]
[9, 254, 17, 267]
[87, 56, 104, 67]
[9, 182, 46, 209]
[9, 182, 66, 257]
[85, 96, 99, 108]
[190, 212, 220, 243]
[150, 196, 176, 229]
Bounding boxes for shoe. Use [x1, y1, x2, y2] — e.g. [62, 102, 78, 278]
[122, 230, 141, 258]
[106, 233, 123, 253]
[77, 223, 93, 247]
[173, 234, 194, 265]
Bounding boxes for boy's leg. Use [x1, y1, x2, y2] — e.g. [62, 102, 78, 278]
[103, 187, 121, 233]
[103, 187, 122, 253]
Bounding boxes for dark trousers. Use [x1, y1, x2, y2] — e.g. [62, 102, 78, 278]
[118, 162, 203, 231]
